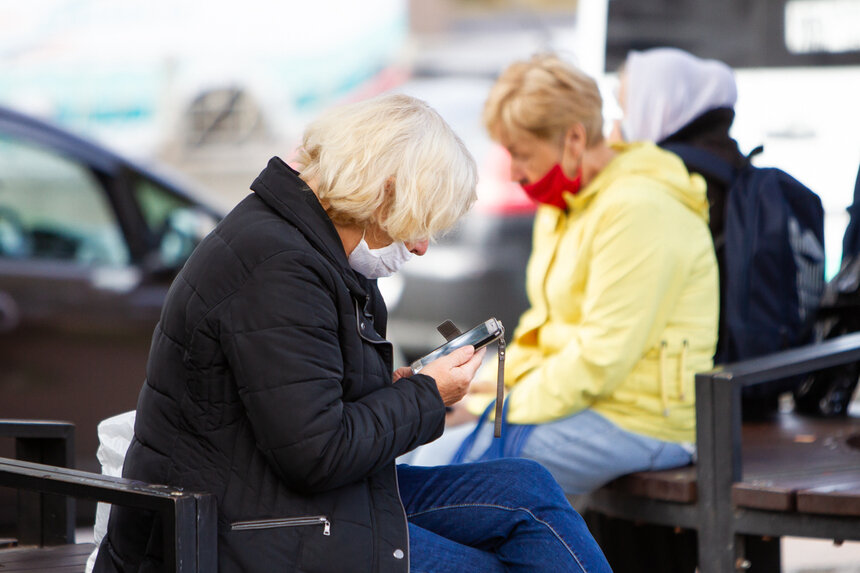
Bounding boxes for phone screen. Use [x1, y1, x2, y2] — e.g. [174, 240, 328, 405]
[410, 318, 503, 373]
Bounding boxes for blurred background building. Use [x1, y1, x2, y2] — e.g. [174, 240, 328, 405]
[2, 0, 857, 271]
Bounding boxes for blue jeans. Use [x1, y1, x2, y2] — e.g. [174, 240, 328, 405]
[405, 410, 692, 495]
[398, 459, 612, 572]
[519, 410, 692, 494]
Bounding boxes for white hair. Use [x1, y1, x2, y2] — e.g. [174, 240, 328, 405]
[293, 93, 478, 242]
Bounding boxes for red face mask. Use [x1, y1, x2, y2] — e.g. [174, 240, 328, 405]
[520, 164, 582, 209]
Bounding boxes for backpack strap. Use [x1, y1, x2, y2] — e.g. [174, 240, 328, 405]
[660, 142, 737, 186]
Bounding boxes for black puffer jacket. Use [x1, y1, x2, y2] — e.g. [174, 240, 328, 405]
[96, 158, 446, 573]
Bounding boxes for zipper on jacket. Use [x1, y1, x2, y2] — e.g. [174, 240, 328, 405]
[678, 339, 689, 401]
[659, 341, 669, 416]
[231, 516, 331, 536]
[393, 467, 410, 572]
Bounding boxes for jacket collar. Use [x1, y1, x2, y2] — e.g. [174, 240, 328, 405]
[565, 142, 709, 220]
[250, 157, 368, 298]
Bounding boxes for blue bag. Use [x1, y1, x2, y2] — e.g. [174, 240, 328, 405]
[449, 398, 535, 464]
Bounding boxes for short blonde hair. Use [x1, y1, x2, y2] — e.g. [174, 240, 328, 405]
[293, 93, 478, 242]
[483, 54, 604, 147]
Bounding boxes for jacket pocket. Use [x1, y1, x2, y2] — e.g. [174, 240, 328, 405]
[231, 515, 331, 536]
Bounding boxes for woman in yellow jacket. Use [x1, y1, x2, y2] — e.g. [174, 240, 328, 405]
[413, 54, 719, 495]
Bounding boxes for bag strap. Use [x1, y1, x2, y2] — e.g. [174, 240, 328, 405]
[449, 400, 494, 464]
[493, 333, 506, 438]
[449, 333, 506, 463]
[661, 142, 765, 184]
[660, 142, 737, 186]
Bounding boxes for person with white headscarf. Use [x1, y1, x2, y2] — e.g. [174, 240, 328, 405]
[619, 47, 738, 144]
[614, 47, 745, 239]
[614, 48, 746, 359]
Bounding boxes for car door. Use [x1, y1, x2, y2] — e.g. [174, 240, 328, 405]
[0, 122, 215, 489]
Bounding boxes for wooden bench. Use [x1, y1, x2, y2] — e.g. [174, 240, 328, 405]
[0, 420, 217, 572]
[584, 331, 860, 573]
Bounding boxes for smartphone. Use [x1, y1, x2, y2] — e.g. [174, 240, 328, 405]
[410, 318, 504, 374]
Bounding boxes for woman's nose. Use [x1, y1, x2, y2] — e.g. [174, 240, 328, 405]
[406, 239, 429, 256]
[509, 162, 527, 185]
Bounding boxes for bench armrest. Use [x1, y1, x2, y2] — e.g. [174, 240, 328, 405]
[701, 331, 860, 389]
[695, 330, 860, 487]
[0, 456, 216, 573]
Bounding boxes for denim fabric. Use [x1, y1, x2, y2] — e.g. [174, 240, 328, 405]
[402, 409, 693, 495]
[519, 410, 693, 494]
[398, 460, 612, 573]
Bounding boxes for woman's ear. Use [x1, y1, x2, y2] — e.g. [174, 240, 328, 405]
[561, 123, 587, 176]
[563, 123, 587, 156]
[375, 178, 396, 225]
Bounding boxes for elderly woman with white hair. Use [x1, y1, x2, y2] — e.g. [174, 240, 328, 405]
[94, 93, 611, 573]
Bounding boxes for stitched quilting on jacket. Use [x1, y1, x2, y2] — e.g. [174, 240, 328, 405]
[95, 157, 446, 573]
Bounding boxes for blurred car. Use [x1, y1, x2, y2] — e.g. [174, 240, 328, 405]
[0, 103, 223, 486]
[382, 77, 537, 362]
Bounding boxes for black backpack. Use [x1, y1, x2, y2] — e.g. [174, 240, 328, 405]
[662, 143, 826, 414]
[794, 165, 860, 417]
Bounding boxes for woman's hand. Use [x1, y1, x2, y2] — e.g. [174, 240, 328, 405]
[392, 366, 414, 383]
[421, 345, 486, 406]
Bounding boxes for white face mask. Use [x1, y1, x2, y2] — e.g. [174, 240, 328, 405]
[348, 234, 414, 279]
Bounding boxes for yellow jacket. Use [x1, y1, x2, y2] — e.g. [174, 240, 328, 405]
[471, 143, 719, 444]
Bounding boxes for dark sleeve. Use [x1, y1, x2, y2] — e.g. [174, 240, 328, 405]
[221, 250, 445, 493]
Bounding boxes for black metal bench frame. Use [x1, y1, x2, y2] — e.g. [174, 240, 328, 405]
[585, 331, 860, 573]
[0, 420, 217, 572]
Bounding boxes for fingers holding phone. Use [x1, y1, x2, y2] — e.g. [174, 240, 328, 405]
[421, 345, 486, 406]
[410, 318, 503, 374]
[392, 366, 414, 383]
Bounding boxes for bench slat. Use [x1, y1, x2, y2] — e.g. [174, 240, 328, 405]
[797, 482, 860, 516]
[599, 413, 860, 516]
[0, 543, 93, 571]
[732, 481, 796, 511]
[733, 470, 860, 511]
[604, 466, 697, 503]
[730, 415, 860, 513]
[741, 417, 860, 477]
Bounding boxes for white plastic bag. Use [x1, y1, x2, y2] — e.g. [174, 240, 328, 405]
[86, 410, 136, 573]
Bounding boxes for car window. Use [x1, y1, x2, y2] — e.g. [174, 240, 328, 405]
[133, 178, 216, 267]
[134, 178, 195, 234]
[0, 134, 129, 266]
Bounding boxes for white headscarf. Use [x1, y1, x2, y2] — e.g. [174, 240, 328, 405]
[622, 47, 737, 143]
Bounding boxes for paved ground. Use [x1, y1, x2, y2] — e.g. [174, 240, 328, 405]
[783, 537, 860, 572]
